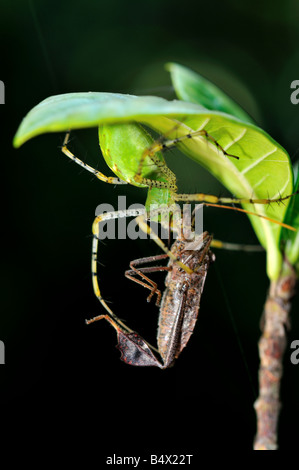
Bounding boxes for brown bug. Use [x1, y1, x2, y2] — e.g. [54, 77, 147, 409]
[86, 210, 214, 369]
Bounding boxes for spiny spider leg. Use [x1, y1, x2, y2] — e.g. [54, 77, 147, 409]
[61, 132, 127, 185]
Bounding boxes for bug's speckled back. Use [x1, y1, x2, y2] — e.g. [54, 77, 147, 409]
[157, 234, 214, 367]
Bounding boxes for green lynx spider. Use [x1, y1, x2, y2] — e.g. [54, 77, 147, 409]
[61, 123, 296, 323]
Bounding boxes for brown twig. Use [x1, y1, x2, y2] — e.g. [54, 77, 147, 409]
[253, 259, 297, 450]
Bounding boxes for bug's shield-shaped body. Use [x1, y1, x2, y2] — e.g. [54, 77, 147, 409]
[116, 330, 163, 368]
[116, 231, 214, 369]
[158, 232, 214, 368]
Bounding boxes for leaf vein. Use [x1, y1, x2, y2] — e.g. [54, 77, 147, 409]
[223, 128, 247, 151]
[241, 148, 277, 175]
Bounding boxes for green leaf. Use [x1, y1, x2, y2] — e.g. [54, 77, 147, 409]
[13, 92, 293, 279]
[166, 62, 255, 124]
[13, 93, 205, 148]
[143, 115, 293, 280]
[283, 162, 299, 270]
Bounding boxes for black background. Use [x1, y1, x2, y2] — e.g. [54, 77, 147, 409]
[1, 0, 299, 457]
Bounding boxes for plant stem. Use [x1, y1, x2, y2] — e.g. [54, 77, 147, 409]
[253, 259, 297, 450]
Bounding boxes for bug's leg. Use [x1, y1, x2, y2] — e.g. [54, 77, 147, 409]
[174, 191, 298, 206]
[86, 313, 117, 327]
[135, 211, 194, 274]
[85, 312, 160, 354]
[182, 230, 214, 271]
[92, 206, 194, 313]
[61, 132, 127, 185]
[125, 269, 161, 305]
[211, 239, 265, 252]
[125, 254, 171, 305]
[194, 231, 213, 266]
[85, 299, 161, 359]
